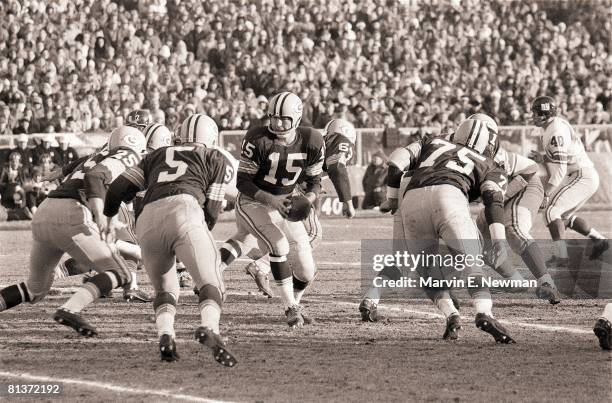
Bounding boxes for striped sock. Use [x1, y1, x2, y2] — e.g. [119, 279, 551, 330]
[199, 300, 221, 334]
[0, 282, 31, 312]
[270, 255, 295, 308]
[220, 240, 241, 266]
[155, 304, 176, 337]
[61, 271, 120, 313]
[293, 275, 309, 304]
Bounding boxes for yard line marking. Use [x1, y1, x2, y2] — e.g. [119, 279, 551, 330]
[324, 300, 593, 335]
[0, 371, 231, 403]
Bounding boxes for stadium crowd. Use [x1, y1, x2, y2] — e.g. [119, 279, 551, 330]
[0, 0, 610, 137]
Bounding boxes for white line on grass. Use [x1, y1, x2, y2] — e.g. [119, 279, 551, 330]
[328, 300, 593, 335]
[0, 371, 230, 403]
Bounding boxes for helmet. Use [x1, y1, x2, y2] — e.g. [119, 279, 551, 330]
[144, 123, 172, 151]
[451, 118, 499, 158]
[126, 109, 152, 131]
[467, 113, 498, 135]
[531, 96, 557, 127]
[178, 114, 218, 147]
[267, 91, 303, 138]
[108, 125, 146, 154]
[324, 118, 357, 144]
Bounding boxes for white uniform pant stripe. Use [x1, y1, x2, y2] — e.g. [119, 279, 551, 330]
[235, 194, 275, 254]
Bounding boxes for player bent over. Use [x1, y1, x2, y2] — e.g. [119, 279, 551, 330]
[0, 127, 146, 336]
[219, 92, 325, 328]
[104, 114, 237, 366]
[530, 96, 609, 265]
[233, 118, 358, 300]
[362, 118, 515, 343]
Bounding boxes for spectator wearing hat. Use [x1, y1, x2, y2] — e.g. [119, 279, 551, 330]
[361, 150, 387, 210]
[0, 151, 31, 209]
[33, 135, 60, 166]
[55, 136, 79, 166]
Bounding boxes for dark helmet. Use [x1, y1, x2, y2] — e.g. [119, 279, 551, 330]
[531, 96, 557, 127]
[126, 109, 152, 131]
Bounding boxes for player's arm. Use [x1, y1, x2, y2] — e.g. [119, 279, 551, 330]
[326, 144, 353, 203]
[301, 142, 325, 204]
[43, 155, 89, 182]
[480, 168, 509, 268]
[504, 153, 538, 200]
[103, 166, 147, 218]
[381, 141, 422, 213]
[203, 155, 233, 230]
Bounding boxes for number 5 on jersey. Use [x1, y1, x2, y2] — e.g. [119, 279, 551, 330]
[158, 146, 194, 182]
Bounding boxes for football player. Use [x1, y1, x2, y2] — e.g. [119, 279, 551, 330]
[0, 126, 146, 338]
[594, 303, 612, 350]
[362, 118, 515, 343]
[103, 114, 237, 366]
[471, 114, 561, 304]
[238, 118, 358, 299]
[530, 96, 609, 265]
[218, 91, 325, 328]
[55, 123, 175, 302]
[126, 109, 153, 131]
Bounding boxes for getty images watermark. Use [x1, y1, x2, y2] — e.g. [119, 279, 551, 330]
[361, 239, 612, 299]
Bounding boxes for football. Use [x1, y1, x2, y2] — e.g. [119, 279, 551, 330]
[286, 194, 312, 221]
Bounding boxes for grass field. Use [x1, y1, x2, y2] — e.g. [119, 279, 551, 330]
[0, 211, 611, 402]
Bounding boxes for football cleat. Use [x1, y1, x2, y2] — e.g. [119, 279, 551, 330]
[545, 255, 570, 269]
[589, 239, 609, 260]
[475, 313, 515, 344]
[159, 334, 180, 362]
[285, 304, 305, 328]
[535, 282, 562, 305]
[245, 262, 274, 298]
[178, 270, 194, 289]
[194, 326, 237, 367]
[593, 318, 612, 350]
[359, 298, 378, 322]
[124, 288, 152, 303]
[443, 314, 462, 340]
[53, 309, 98, 337]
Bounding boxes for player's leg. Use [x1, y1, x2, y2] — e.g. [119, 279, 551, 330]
[436, 185, 514, 343]
[302, 205, 323, 249]
[594, 302, 612, 350]
[235, 194, 300, 326]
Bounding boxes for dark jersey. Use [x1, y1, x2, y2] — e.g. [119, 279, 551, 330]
[237, 126, 324, 196]
[110, 145, 233, 229]
[405, 138, 505, 201]
[49, 147, 140, 204]
[323, 133, 355, 172]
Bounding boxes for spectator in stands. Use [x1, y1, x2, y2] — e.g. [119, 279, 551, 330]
[10, 135, 35, 168]
[361, 150, 387, 210]
[0, 152, 30, 209]
[33, 136, 60, 166]
[55, 136, 79, 166]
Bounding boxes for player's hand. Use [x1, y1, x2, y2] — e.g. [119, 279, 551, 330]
[484, 240, 509, 269]
[103, 215, 125, 245]
[342, 200, 356, 218]
[528, 150, 544, 163]
[379, 198, 398, 214]
[269, 194, 292, 217]
[540, 195, 550, 211]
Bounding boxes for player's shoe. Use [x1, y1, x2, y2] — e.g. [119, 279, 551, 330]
[53, 309, 98, 337]
[245, 262, 274, 298]
[535, 282, 562, 305]
[178, 270, 194, 289]
[123, 287, 152, 303]
[443, 314, 461, 340]
[593, 318, 612, 350]
[159, 334, 180, 362]
[285, 304, 305, 328]
[359, 298, 378, 322]
[590, 239, 609, 260]
[475, 313, 515, 344]
[194, 326, 237, 367]
[301, 307, 315, 325]
[545, 255, 570, 269]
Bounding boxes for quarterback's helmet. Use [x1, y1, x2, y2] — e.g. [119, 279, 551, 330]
[324, 118, 357, 144]
[267, 91, 303, 138]
[531, 96, 557, 127]
[452, 118, 499, 158]
[126, 109, 152, 131]
[178, 114, 218, 147]
[108, 125, 147, 154]
[144, 123, 172, 151]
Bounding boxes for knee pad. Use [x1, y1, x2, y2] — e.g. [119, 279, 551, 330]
[153, 291, 177, 311]
[24, 280, 49, 304]
[197, 284, 224, 306]
[288, 241, 316, 282]
[546, 205, 562, 224]
[268, 236, 290, 257]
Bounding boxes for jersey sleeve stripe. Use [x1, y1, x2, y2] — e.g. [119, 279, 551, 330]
[206, 183, 226, 201]
[305, 160, 324, 176]
[123, 167, 146, 188]
[325, 154, 341, 166]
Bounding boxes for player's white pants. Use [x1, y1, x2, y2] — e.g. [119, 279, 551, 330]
[399, 185, 483, 277]
[136, 194, 223, 298]
[233, 193, 315, 282]
[545, 166, 599, 224]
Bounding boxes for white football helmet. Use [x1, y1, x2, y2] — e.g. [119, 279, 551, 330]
[468, 113, 498, 135]
[178, 114, 219, 147]
[108, 125, 146, 155]
[451, 118, 492, 156]
[267, 91, 303, 138]
[324, 118, 357, 144]
[144, 123, 172, 151]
